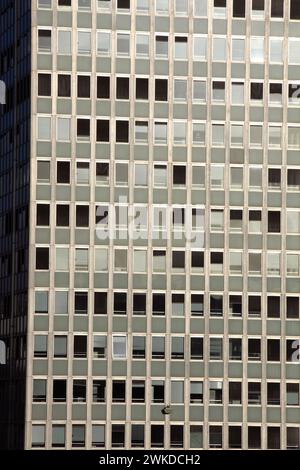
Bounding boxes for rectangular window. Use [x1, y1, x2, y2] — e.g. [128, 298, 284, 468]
[233, 0, 245, 17]
[38, 30, 51, 52]
[112, 336, 127, 358]
[271, 0, 283, 17]
[77, 75, 90, 98]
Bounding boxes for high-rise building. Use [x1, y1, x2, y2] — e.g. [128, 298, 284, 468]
[1, 0, 300, 450]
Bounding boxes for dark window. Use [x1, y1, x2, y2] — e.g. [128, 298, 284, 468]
[74, 336, 87, 358]
[286, 297, 299, 319]
[229, 382, 242, 404]
[152, 381, 164, 403]
[210, 294, 223, 316]
[267, 427, 280, 450]
[151, 425, 164, 448]
[74, 292, 88, 314]
[58, 75, 71, 97]
[72, 425, 85, 448]
[96, 162, 109, 182]
[116, 77, 129, 99]
[77, 75, 90, 98]
[251, 82, 263, 100]
[152, 293, 165, 315]
[271, 0, 283, 17]
[114, 292, 127, 315]
[117, 0, 130, 9]
[94, 292, 107, 315]
[73, 380, 86, 402]
[191, 337, 203, 359]
[170, 425, 184, 448]
[155, 78, 168, 101]
[173, 165, 186, 185]
[233, 0, 245, 17]
[248, 338, 261, 361]
[132, 380, 145, 403]
[287, 168, 300, 189]
[136, 78, 148, 100]
[77, 119, 90, 139]
[229, 295, 242, 317]
[172, 251, 185, 270]
[53, 379, 67, 402]
[56, 205, 69, 226]
[229, 338, 242, 360]
[229, 427, 242, 449]
[209, 426, 222, 449]
[286, 339, 299, 362]
[116, 120, 129, 142]
[267, 382, 280, 405]
[268, 168, 281, 188]
[291, 0, 300, 19]
[111, 425, 125, 448]
[97, 76, 110, 99]
[191, 294, 204, 316]
[97, 120, 110, 142]
[248, 427, 261, 449]
[36, 247, 49, 270]
[58, 0, 71, 5]
[38, 74, 51, 96]
[76, 205, 89, 227]
[248, 382, 261, 404]
[267, 339, 280, 361]
[112, 380, 126, 402]
[248, 295, 261, 317]
[267, 296, 280, 318]
[133, 293, 146, 315]
[191, 251, 204, 270]
[38, 29, 51, 51]
[93, 380, 106, 402]
[37, 204, 50, 226]
[57, 161, 70, 183]
[268, 211, 281, 233]
[131, 424, 144, 448]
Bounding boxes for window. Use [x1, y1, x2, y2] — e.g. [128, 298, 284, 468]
[53, 379, 67, 402]
[230, 209, 243, 231]
[229, 382, 242, 404]
[76, 119, 90, 141]
[271, 0, 283, 17]
[267, 295, 280, 319]
[233, 0, 245, 17]
[57, 117, 70, 141]
[135, 164, 148, 186]
[287, 339, 300, 362]
[54, 335, 67, 358]
[194, 36, 207, 59]
[155, 78, 168, 101]
[171, 381, 184, 403]
[191, 251, 204, 272]
[117, 33, 130, 56]
[95, 248, 108, 272]
[267, 339, 280, 361]
[248, 382, 261, 404]
[172, 251, 185, 271]
[74, 336, 87, 358]
[56, 205, 69, 227]
[97, 76, 110, 99]
[175, 37, 188, 59]
[251, 82, 263, 101]
[268, 383, 280, 405]
[74, 291, 88, 314]
[38, 74, 51, 96]
[190, 294, 203, 316]
[229, 338, 242, 360]
[190, 381, 203, 403]
[209, 426, 222, 449]
[251, 37, 264, 62]
[116, 120, 129, 143]
[156, 0, 168, 14]
[173, 165, 186, 186]
[193, 80, 206, 102]
[76, 206, 89, 228]
[288, 126, 300, 148]
[52, 425, 65, 448]
[268, 168, 281, 189]
[32, 425, 45, 448]
[92, 425, 105, 448]
[156, 36, 168, 57]
[231, 82, 244, 104]
[36, 204, 50, 227]
[78, 31, 91, 54]
[137, 0, 148, 12]
[191, 337, 203, 359]
[58, 0, 71, 6]
[35, 291, 48, 314]
[212, 81, 225, 102]
[33, 379, 47, 402]
[96, 163, 109, 185]
[175, 0, 188, 15]
[174, 79, 187, 102]
[289, 39, 300, 64]
[287, 383, 299, 405]
[154, 122, 168, 144]
[112, 336, 127, 358]
[36, 247, 49, 270]
[75, 248, 88, 271]
[132, 336, 146, 359]
[171, 425, 184, 448]
[151, 425, 164, 448]
[286, 297, 299, 319]
[212, 125, 224, 146]
[172, 294, 184, 317]
[270, 38, 283, 62]
[113, 380, 126, 403]
[73, 379, 86, 403]
[116, 77, 129, 100]
[93, 380, 106, 402]
[287, 428, 300, 450]
[112, 425, 125, 448]
[252, 0, 265, 19]
[249, 252, 261, 274]
[133, 293, 146, 316]
[72, 425, 85, 448]
[76, 162, 89, 185]
[214, 0, 226, 18]
[117, 0, 130, 9]
[289, 84, 300, 105]
[55, 291, 68, 315]
[291, 0, 300, 19]
[210, 338, 222, 360]
[97, 120, 109, 142]
[229, 427, 242, 449]
[131, 425, 144, 448]
[93, 336, 106, 358]
[39, 0, 52, 7]
[77, 76, 90, 98]
[269, 83, 282, 103]
[248, 339, 261, 361]
[210, 381, 223, 404]
[58, 30, 71, 54]
[153, 250, 166, 272]
[229, 295, 242, 317]
[268, 211, 280, 233]
[38, 30, 51, 52]
[37, 161, 50, 182]
[97, 32, 111, 55]
[132, 380, 145, 403]
[78, 0, 91, 9]
[248, 427, 261, 449]
[136, 34, 149, 56]
[174, 122, 186, 145]
[58, 75, 71, 97]
[190, 425, 203, 449]
[267, 428, 280, 450]
[213, 37, 226, 61]
[231, 125, 243, 146]
[232, 38, 245, 61]
[37, 116, 51, 140]
[194, 0, 207, 16]
[136, 78, 148, 100]
[171, 336, 184, 359]
[57, 161, 70, 184]
[152, 337, 165, 359]
[210, 252, 223, 274]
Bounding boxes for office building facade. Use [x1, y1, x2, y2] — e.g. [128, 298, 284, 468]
[1, 0, 300, 450]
